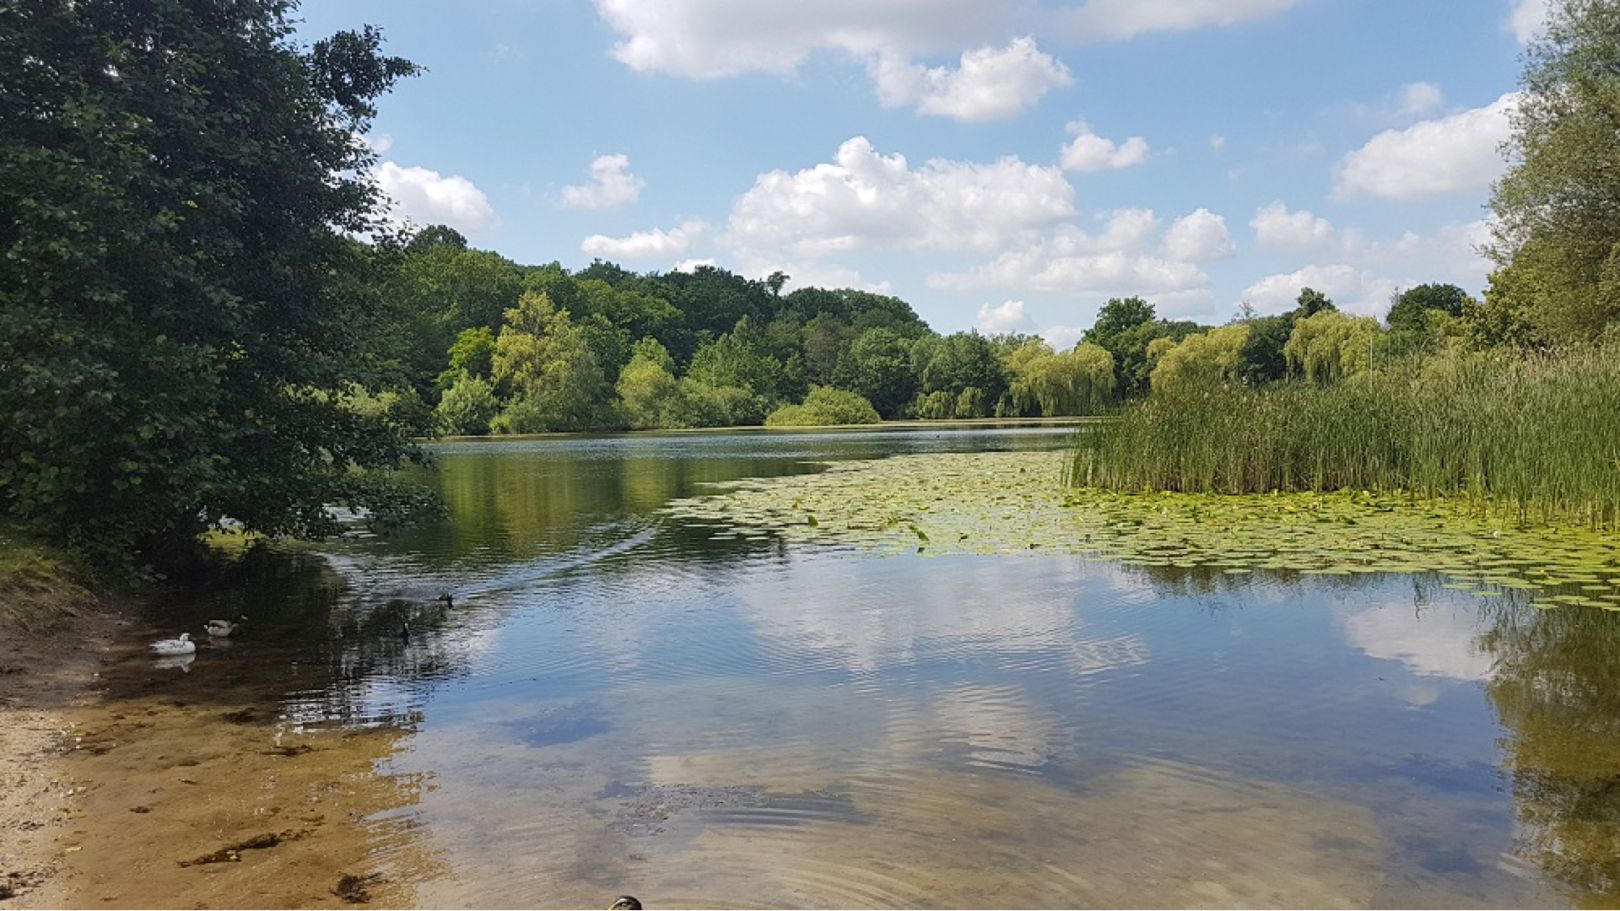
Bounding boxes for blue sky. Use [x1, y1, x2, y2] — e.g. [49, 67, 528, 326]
[299, 0, 1547, 344]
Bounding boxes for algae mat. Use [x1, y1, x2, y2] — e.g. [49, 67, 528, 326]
[663, 450, 1620, 611]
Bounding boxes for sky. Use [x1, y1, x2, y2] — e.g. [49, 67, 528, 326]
[298, 0, 1551, 345]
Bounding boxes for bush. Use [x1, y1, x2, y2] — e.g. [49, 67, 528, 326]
[765, 386, 882, 426]
[434, 374, 500, 435]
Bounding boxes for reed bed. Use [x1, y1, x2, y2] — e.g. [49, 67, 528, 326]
[1071, 346, 1620, 528]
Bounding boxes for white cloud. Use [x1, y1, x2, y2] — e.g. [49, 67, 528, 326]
[1333, 93, 1518, 201]
[1240, 264, 1397, 316]
[929, 208, 1210, 303]
[1059, 122, 1149, 172]
[373, 161, 498, 233]
[1058, 0, 1306, 41]
[1208, 134, 1226, 150]
[580, 220, 706, 260]
[1164, 208, 1235, 261]
[1040, 324, 1089, 351]
[560, 153, 645, 210]
[869, 37, 1072, 121]
[975, 299, 1031, 334]
[593, 0, 1298, 118]
[1250, 201, 1335, 249]
[672, 257, 717, 273]
[723, 136, 1075, 263]
[1509, 0, 1549, 44]
[1395, 81, 1444, 119]
[1341, 604, 1495, 681]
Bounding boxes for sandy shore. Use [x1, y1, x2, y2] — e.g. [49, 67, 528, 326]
[0, 603, 127, 906]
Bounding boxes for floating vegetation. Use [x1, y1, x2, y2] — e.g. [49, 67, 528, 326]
[663, 451, 1620, 610]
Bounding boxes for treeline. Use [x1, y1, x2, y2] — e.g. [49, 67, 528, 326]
[371, 229, 1123, 434]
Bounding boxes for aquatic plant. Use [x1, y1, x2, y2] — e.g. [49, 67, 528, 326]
[1072, 346, 1620, 529]
[663, 451, 1620, 612]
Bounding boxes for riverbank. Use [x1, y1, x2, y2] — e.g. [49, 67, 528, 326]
[434, 414, 1104, 443]
[0, 564, 128, 905]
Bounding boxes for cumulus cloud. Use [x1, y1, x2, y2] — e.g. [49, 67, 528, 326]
[928, 208, 1210, 302]
[1240, 264, 1397, 316]
[560, 153, 645, 210]
[1333, 93, 1518, 201]
[1395, 81, 1444, 119]
[1058, 0, 1306, 41]
[1509, 0, 1549, 44]
[1040, 324, 1090, 351]
[1164, 209, 1235, 261]
[672, 257, 717, 273]
[1250, 201, 1335, 249]
[723, 136, 1075, 263]
[975, 300, 1031, 334]
[593, 0, 1298, 116]
[580, 220, 706, 259]
[1059, 122, 1149, 172]
[869, 37, 1072, 121]
[373, 161, 498, 233]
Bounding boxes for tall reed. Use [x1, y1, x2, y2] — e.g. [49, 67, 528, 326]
[1071, 346, 1620, 528]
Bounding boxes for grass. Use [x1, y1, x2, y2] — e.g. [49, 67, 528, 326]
[1071, 345, 1620, 529]
[0, 525, 96, 632]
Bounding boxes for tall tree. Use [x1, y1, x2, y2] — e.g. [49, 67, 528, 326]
[0, 1, 423, 568]
[1489, 0, 1620, 342]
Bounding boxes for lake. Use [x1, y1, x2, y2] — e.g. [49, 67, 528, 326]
[55, 427, 1620, 908]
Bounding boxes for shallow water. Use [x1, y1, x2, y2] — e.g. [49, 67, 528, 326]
[54, 427, 1620, 908]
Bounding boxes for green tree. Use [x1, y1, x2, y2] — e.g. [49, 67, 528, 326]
[0, 1, 425, 568]
[1489, 0, 1620, 342]
[1150, 324, 1250, 394]
[616, 338, 684, 430]
[491, 292, 616, 432]
[1386, 283, 1470, 333]
[1081, 297, 1182, 399]
[436, 326, 496, 389]
[834, 327, 919, 419]
[434, 374, 499, 436]
[1003, 340, 1116, 415]
[919, 333, 1008, 414]
[1283, 310, 1383, 382]
[765, 387, 881, 426]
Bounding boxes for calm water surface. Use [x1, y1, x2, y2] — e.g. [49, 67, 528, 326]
[93, 427, 1620, 907]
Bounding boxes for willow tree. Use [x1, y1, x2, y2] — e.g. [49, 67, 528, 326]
[1283, 311, 1382, 382]
[492, 292, 617, 433]
[0, 0, 423, 570]
[1149, 324, 1250, 394]
[1488, 0, 1620, 343]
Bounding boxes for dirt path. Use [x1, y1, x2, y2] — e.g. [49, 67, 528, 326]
[0, 604, 126, 904]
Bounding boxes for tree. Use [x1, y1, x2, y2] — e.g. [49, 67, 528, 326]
[434, 374, 499, 436]
[616, 339, 684, 430]
[1386, 283, 1470, 333]
[1489, 0, 1620, 343]
[1082, 297, 1172, 399]
[0, 1, 424, 568]
[491, 292, 616, 432]
[834, 327, 918, 418]
[1150, 324, 1250, 394]
[1283, 310, 1382, 382]
[436, 326, 496, 389]
[919, 333, 1008, 413]
[1004, 340, 1116, 415]
[765, 387, 881, 426]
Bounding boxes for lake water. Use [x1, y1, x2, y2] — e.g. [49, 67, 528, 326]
[62, 427, 1620, 908]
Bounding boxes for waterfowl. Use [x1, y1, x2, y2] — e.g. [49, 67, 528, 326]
[436, 592, 454, 608]
[205, 617, 243, 638]
[149, 632, 196, 656]
[609, 897, 641, 911]
[399, 619, 412, 642]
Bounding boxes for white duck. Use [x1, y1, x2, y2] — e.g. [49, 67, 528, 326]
[205, 617, 244, 638]
[149, 632, 196, 656]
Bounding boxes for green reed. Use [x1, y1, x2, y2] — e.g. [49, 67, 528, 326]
[1071, 345, 1620, 528]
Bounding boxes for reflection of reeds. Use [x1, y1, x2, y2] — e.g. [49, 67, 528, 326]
[1071, 346, 1620, 528]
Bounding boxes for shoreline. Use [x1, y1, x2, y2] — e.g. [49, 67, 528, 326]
[0, 600, 128, 906]
[430, 415, 1106, 444]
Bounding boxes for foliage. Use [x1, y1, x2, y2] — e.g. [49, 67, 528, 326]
[616, 339, 685, 430]
[765, 387, 881, 427]
[1149, 324, 1250, 394]
[491, 292, 617, 432]
[437, 326, 497, 389]
[1075, 344, 1620, 529]
[0, 0, 428, 570]
[1003, 340, 1117, 415]
[834, 327, 919, 419]
[435, 374, 500, 436]
[1386, 283, 1469, 333]
[1283, 310, 1382, 382]
[1489, 0, 1620, 343]
[1082, 297, 1206, 398]
[918, 333, 1007, 415]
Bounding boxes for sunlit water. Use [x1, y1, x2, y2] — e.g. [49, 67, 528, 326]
[78, 427, 1620, 908]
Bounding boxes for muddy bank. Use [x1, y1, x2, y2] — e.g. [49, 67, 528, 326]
[0, 600, 126, 905]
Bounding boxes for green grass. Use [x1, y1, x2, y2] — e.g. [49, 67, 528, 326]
[0, 526, 95, 632]
[1071, 346, 1620, 529]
